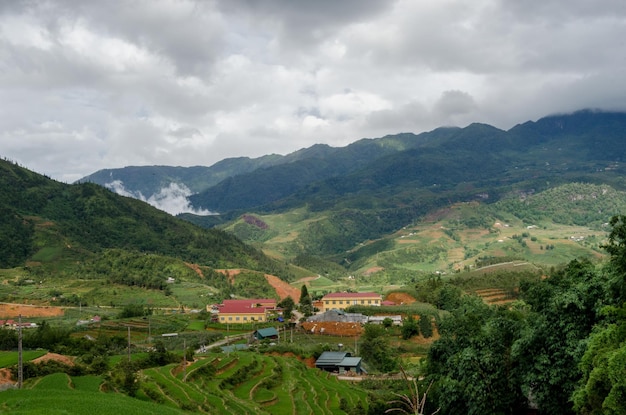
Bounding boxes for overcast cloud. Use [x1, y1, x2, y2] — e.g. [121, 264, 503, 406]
[2, 0, 626, 183]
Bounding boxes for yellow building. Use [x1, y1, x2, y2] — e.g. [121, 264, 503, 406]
[217, 298, 277, 324]
[321, 292, 382, 312]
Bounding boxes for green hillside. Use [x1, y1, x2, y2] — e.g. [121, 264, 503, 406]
[0, 158, 305, 308]
[0, 353, 368, 414]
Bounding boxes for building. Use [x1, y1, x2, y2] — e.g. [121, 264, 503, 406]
[253, 327, 279, 341]
[217, 298, 278, 324]
[320, 292, 382, 311]
[315, 351, 364, 374]
[222, 298, 277, 308]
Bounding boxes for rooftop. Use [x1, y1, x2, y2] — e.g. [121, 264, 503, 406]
[219, 304, 268, 314]
[322, 292, 381, 299]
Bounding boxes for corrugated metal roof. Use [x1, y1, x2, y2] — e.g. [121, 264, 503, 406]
[255, 327, 278, 338]
[339, 357, 362, 367]
[315, 351, 350, 366]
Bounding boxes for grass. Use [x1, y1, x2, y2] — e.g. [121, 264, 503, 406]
[0, 383, 187, 415]
[0, 350, 47, 368]
[70, 375, 103, 392]
[0, 349, 370, 414]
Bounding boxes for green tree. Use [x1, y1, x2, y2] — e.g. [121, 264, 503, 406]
[572, 217, 626, 414]
[515, 259, 609, 415]
[299, 284, 313, 316]
[427, 296, 527, 414]
[419, 315, 433, 339]
[278, 296, 295, 320]
[401, 315, 420, 340]
[360, 324, 398, 372]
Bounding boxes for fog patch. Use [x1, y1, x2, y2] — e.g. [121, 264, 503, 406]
[105, 180, 217, 216]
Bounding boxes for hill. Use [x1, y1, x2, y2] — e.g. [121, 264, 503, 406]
[0, 158, 306, 307]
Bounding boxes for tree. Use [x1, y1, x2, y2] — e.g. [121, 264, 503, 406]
[278, 296, 295, 320]
[426, 296, 527, 414]
[515, 259, 609, 415]
[419, 315, 433, 339]
[383, 317, 394, 329]
[572, 218, 626, 414]
[299, 284, 313, 316]
[401, 315, 420, 340]
[360, 324, 398, 372]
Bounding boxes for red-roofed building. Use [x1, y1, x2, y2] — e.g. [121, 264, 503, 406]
[217, 298, 278, 324]
[321, 292, 382, 312]
[221, 298, 277, 308]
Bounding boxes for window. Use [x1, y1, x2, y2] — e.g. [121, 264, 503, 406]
[360, 300, 364, 304]
[243, 317, 248, 321]
[236, 317, 240, 321]
[368, 300, 371, 304]
[228, 317, 232, 321]
[339, 300, 343, 304]
[332, 300, 336, 304]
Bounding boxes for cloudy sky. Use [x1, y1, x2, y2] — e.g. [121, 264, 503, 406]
[2, 0, 626, 183]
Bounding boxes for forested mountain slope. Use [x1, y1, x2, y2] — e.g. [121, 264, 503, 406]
[0, 158, 289, 277]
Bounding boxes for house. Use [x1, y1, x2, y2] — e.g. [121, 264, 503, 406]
[315, 351, 365, 374]
[253, 327, 279, 341]
[306, 309, 368, 324]
[222, 298, 277, 308]
[217, 298, 279, 324]
[337, 356, 364, 375]
[320, 292, 382, 312]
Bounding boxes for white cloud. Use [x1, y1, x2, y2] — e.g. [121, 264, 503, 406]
[105, 180, 217, 216]
[0, 0, 625, 183]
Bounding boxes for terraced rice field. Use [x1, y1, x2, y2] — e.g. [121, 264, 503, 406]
[474, 288, 513, 305]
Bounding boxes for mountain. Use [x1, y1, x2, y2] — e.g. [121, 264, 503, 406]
[80, 110, 626, 217]
[187, 110, 626, 215]
[0, 158, 294, 278]
[69, 109, 626, 274]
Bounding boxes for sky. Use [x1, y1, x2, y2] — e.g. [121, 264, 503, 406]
[2, 0, 626, 184]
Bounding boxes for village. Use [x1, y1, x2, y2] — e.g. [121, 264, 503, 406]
[208, 291, 405, 377]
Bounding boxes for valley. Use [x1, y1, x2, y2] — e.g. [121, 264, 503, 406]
[2, 110, 626, 413]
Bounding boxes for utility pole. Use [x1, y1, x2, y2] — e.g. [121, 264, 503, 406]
[183, 339, 187, 382]
[18, 314, 23, 389]
[127, 326, 131, 363]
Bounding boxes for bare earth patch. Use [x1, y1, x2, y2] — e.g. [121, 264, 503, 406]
[301, 321, 363, 337]
[294, 276, 319, 284]
[216, 269, 241, 284]
[363, 266, 384, 276]
[0, 303, 64, 318]
[185, 262, 205, 278]
[265, 274, 301, 301]
[33, 352, 75, 366]
[385, 292, 416, 305]
[0, 368, 13, 386]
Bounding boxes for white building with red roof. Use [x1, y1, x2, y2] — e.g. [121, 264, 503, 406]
[320, 292, 382, 312]
[217, 298, 278, 324]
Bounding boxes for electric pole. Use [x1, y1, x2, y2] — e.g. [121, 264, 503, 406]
[18, 314, 23, 389]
